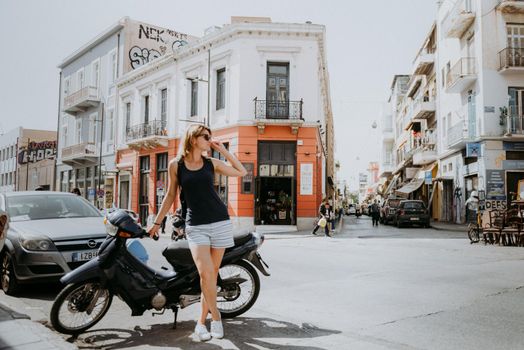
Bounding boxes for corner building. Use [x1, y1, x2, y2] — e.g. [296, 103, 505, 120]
[114, 17, 334, 232]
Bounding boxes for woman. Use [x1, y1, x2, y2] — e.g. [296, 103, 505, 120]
[311, 200, 333, 237]
[148, 124, 247, 341]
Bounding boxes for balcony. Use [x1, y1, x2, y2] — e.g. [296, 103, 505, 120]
[505, 111, 524, 136]
[61, 142, 97, 166]
[442, 0, 475, 38]
[63, 86, 100, 116]
[446, 57, 477, 93]
[412, 49, 435, 75]
[498, 47, 524, 73]
[413, 148, 437, 165]
[254, 98, 304, 134]
[498, 0, 524, 14]
[447, 122, 471, 149]
[126, 120, 168, 150]
[412, 97, 436, 120]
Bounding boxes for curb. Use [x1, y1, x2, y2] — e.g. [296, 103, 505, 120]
[0, 301, 30, 320]
[431, 224, 468, 233]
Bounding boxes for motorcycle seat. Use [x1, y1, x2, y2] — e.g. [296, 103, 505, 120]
[162, 232, 254, 268]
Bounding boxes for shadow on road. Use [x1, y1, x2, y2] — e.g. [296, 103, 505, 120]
[15, 282, 62, 301]
[70, 316, 340, 350]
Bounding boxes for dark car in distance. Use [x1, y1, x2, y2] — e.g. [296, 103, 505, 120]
[380, 198, 401, 225]
[394, 200, 430, 228]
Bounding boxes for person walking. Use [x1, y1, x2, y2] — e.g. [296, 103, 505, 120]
[312, 200, 333, 237]
[148, 124, 247, 342]
[371, 200, 380, 227]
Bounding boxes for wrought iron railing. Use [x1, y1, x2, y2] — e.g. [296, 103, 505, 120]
[499, 47, 524, 70]
[447, 122, 468, 147]
[506, 106, 524, 135]
[126, 120, 167, 142]
[254, 98, 303, 120]
[446, 57, 476, 89]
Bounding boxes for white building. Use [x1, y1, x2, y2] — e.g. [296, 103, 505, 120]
[114, 17, 335, 231]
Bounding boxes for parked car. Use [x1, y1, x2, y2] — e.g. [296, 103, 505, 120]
[380, 198, 401, 225]
[347, 204, 356, 215]
[394, 200, 430, 228]
[0, 210, 7, 253]
[0, 191, 107, 295]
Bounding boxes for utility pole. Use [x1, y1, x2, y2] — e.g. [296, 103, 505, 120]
[207, 47, 211, 127]
[25, 137, 30, 190]
[97, 103, 105, 209]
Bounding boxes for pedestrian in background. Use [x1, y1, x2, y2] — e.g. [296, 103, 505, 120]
[71, 188, 81, 196]
[312, 200, 333, 237]
[371, 200, 380, 227]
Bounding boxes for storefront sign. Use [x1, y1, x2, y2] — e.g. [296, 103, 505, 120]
[241, 163, 254, 194]
[502, 160, 524, 170]
[485, 200, 507, 210]
[300, 163, 313, 195]
[503, 142, 524, 151]
[18, 140, 57, 164]
[466, 143, 480, 158]
[486, 170, 506, 200]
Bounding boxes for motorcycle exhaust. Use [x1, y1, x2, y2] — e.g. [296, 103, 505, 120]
[179, 294, 200, 308]
[151, 291, 167, 311]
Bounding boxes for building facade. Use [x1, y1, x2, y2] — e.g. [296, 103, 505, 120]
[55, 17, 192, 208]
[113, 17, 335, 231]
[0, 127, 57, 192]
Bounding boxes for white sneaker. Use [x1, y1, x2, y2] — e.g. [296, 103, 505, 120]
[210, 320, 224, 339]
[194, 323, 211, 341]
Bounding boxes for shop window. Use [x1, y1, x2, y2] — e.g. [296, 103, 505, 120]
[241, 163, 254, 194]
[156, 153, 168, 209]
[212, 143, 228, 204]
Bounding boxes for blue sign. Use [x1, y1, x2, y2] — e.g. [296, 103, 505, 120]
[88, 188, 96, 199]
[466, 143, 480, 157]
[424, 171, 432, 185]
[503, 142, 524, 151]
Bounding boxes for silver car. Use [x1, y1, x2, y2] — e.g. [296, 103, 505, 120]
[0, 191, 106, 295]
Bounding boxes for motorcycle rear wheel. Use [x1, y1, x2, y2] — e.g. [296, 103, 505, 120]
[218, 260, 260, 319]
[50, 281, 112, 335]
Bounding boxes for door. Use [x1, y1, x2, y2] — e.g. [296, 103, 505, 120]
[139, 156, 150, 224]
[443, 180, 453, 222]
[508, 88, 524, 134]
[254, 176, 262, 225]
[506, 171, 524, 203]
[119, 178, 129, 209]
[266, 63, 289, 119]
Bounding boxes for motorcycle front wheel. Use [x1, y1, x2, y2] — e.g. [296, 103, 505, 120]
[217, 260, 260, 318]
[50, 281, 112, 335]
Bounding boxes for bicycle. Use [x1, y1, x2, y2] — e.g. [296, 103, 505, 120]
[467, 209, 482, 244]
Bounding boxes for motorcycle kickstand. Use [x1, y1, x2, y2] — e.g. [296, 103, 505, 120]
[172, 306, 179, 330]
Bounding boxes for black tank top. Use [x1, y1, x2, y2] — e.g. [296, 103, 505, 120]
[178, 157, 229, 225]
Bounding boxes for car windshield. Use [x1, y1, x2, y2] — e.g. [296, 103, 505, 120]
[403, 202, 425, 209]
[6, 194, 102, 222]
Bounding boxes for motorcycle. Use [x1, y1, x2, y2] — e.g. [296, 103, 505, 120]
[49, 209, 270, 335]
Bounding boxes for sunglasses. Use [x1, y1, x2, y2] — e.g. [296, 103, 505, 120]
[198, 134, 211, 141]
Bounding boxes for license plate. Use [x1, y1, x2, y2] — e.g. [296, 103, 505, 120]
[410, 217, 420, 221]
[72, 250, 98, 262]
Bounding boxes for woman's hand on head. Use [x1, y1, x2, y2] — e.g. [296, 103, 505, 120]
[210, 140, 227, 153]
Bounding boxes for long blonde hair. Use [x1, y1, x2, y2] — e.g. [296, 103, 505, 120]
[176, 124, 212, 160]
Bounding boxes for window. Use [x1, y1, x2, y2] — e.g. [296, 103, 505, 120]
[110, 51, 117, 83]
[62, 125, 68, 146]
[88, 114, 97, 143]
[191, 80, 198, 116]
[212, 143, 229, 204]
[449, 163, 453, 172]
[78, 69, 85, 90]
[64, 77, 70, 96]
[216, 68, 225, 110]
[144, 95, 150, 123]
[107, 110, 114, 142]
[507, 24, 524, 49]
[92, 60, 100, 88]
[76, 119, 82, 143]
[156, 153, 168, 208]
[125, 102, 131, 131]
[160, 88, 167, 124]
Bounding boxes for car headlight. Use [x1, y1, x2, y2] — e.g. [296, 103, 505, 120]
[104, 217, 118, 237]
[19, 235, 57, 251]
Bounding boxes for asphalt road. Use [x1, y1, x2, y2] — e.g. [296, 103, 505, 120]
[2, 216, 524, 349]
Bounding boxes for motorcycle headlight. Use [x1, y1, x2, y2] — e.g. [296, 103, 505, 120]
[104, 217, 118, 237]
[19, 235, 57, 251]
[253, 232, 264, 247]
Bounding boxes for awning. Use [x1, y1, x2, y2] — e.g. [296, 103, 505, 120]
[395, 178, 424, 198]
[383, 174, 399, 196]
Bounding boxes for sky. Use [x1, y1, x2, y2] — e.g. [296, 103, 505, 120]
[0, 0, 436, 191]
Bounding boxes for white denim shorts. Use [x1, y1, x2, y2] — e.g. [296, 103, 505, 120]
[185, 219, 234, 248]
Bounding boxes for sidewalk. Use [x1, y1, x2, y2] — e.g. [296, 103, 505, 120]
[431, 221, 468, 232]
[0, 301, 76, 350]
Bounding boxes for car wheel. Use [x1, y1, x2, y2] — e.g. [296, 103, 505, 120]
[1, 251, 19, 295]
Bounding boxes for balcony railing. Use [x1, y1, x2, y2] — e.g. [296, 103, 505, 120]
[254, 99, 303, 120]
[413, 48, 435, 75]
[412, 96, 436, 119]
[126, 120, 168, 142]
[498, 47, 524, 71]
[446, 57, 476, 93]
[498, 0, 524, 14]
[63, 86, 100, 115]
[442, 0, 475, 38]
[506, 106, 524, 135]
[447, 121, 470, 149]
[61, 142, 97, 165]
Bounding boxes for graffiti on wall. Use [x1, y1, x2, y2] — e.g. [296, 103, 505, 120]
[18, 140, 57, 164]
[129, 46, 161, 69]
[126, 23, 190, 71]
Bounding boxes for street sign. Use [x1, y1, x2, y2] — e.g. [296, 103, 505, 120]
[424, 171, 432, 185]
[88, 188, 96, 199]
